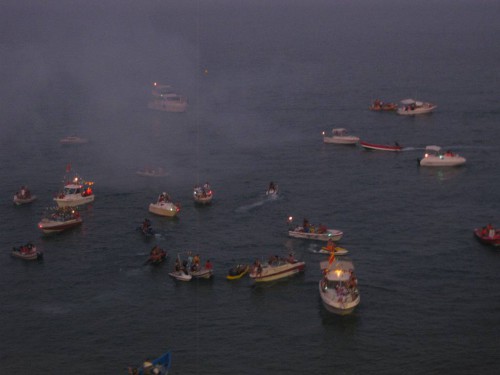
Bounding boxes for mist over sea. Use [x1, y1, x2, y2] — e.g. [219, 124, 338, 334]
[1, 0, 500, 373]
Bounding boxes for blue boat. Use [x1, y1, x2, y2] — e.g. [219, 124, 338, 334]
[129, 351, 171, 375]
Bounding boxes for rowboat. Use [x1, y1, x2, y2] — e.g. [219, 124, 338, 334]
[360, 141, 403, 151]
[397, 98, 436, 115]
[474, 226, 500, 247]
[249, 255, 305, 283]
[418, 146, 466, 167]
[11, 244, 43, 261]
[129, 350, 171, 375]
[322, 128, 359, 145]
[319, 259, 360, 315]
[226, 264, 250, 280]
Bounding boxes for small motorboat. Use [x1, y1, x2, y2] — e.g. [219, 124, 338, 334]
[226, 264, 250, 280]
[418, 146, 466, 167]
[13, 186, 37, 205]
[319, 258, 360, 315]
[193, 183, 213, 205]
[149, 192, 180, 217]
[38, 207, 82, 234]
[136, 167, 168, 178]
[397, 98, 436, 115]
[11, 243, 43, 261]
[287, 217, 343, 242]
[54, 175, 95, 207]
[146, 246, 167, 265]
[59, 136, 88, 145]
[474, 225, 500, 247]
[266, 182, 279, 198]
[369, 100, 398, 112]
[322, 128, 360, 145]
[249, 254, 305, 283]
[128, 350, 171, 375]
[360, 141, 403, 152]
[148, 82, 188, 113]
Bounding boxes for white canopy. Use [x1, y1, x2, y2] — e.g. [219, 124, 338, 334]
[425, 145, 442, 152]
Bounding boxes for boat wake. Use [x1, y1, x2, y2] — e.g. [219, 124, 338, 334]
[235, 200, 266, 213]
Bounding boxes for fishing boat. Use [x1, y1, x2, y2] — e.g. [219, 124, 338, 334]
[148, 82, 188, 113]
[360, 141, 403, 151]
[322, 128, 360, 145]
[287, 217, 343, 242]
[369, 99, 398, 111]
[129, 350, 171, 375]
[319, 258, 360, 315]
[418, 146, 466, 167]
[146, 246, 167, 265]
[149, 192, 180, 217]
[226, 264, 250, 280]
[474, 225, 500, 247]
[249, 255, 305, 283]
[38, 207, 82, 234]
[54, 175, 95, 207]
[193, 183, 213, 205]
[59, 136, 88, 145]
[397, 98, 436, 115]
[136, 167, 168, 178]
[266, 182, 279, 198]
[11, 243, 43, 261]
[13, 186, 37, 205]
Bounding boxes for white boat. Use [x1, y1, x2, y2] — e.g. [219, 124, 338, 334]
[136, 167, 168, 177]
[249, 256, 305, 283]
[13, 186, 36, 205]
[59, 136, 88, 145]
[38, 207, 82, 234]
[319, 259, 360, 315]
[149, 192, 180, 217]
[53, 176, 95, 207]
[322, 128, 360, 145]
[419, 145, 466, 167]
[168, 270, 192, 281]
[193, 184, 213, 205]
[148, 82, 188, 113]
[11, 243, 43, 260]
[287, 217, 343, 242]
[397, 98, 436, 115]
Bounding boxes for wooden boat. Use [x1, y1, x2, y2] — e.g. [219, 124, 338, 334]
[322, 128, 359, 144]
[397, 98, 436, 115]
[369, 100, 398, 111]
[319, 259, 360, 315]
[129, 350, 171, 375]
[38, 207, 82, 234]
[360, 141, 403, 152]
[249, 255, 305, 283]
[226, 264, 250, 280]
[474, 227, 500, 247]
[11, 244, 43, 261]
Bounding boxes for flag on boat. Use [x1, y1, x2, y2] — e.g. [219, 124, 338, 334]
[328, 251, 335, 265]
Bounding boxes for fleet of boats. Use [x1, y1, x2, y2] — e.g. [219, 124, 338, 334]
[322, 128, 360, 145]
[418, 145, 466, 167]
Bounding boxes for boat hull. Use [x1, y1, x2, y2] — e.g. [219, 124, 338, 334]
[474, 228, 500, 246]
[249, 261, 305, 282]
[319, 281, 360, 315]
[149, 203, 179, 217]
[360, 141, 402, 151]
[11, 248, 42, 260]
[169, 271, 192, 281]
[419, 156, 466, 167]
[13, 195, 37, 205]
[54, 195, 94, 207]
[397, 104, 436, 115]
[190, 269, 213, 279]
[38, 218, 82, 234]
[323, 136, 359, 145]
[288, 229, 343, 242]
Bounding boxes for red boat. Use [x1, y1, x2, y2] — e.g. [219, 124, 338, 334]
[360, 141, 403, 152]
[474, 227, 500, 246]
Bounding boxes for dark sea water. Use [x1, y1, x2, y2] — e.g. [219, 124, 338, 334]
[1, 0, 500, 374]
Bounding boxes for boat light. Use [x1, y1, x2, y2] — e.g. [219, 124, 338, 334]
[335, 270, 343, 277]
[288, 216, 293, 222]
[424, 153, 429, 158]
[322, 131, 325, 135]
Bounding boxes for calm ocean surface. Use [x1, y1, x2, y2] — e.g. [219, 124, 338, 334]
[1, 0, 500, 373]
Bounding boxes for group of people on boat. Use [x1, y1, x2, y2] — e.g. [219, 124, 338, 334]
[157, 192, 172, 203]
[174, 253, 213, 274]
[194, 182, 212, 198]
[49, 207, 79, 221]
[480, 223, 497, 238]
[13, 242, 36, 255]
[299, 218, 327, 234]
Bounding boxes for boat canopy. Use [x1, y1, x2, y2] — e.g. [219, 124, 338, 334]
[400, 98, 416, 105]
[425, 145, 442, 152]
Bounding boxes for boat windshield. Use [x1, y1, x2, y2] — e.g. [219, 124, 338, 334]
[64, 187, 81, 194]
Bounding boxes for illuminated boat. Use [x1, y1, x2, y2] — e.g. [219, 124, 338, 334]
[322, 128, 359, 145]
[397, 98, 436, 115]
[193, 184, 213, 205]
[360, 141, 403, 152]
[149, 192, 180, 217]
[148, 82, 187, 113]
[54, 175, 95, 207]
[11, 243, 43, 261]
[319, 259, 360, 315]
[249, 255, 305, 283]
[474, 226, 500, 247]
[38, 207, 82, 234]
[13, 186, 37, 205]
[418, 146, 466, 167]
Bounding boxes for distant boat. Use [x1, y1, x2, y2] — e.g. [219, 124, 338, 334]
[59, 136, 88, 145]
[418, 145, 466, 167]
[397, 98, 436, 115]
[322, 128, 360, 145]
[369, 99, 398, 112]
[148, 82, 187, 113]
